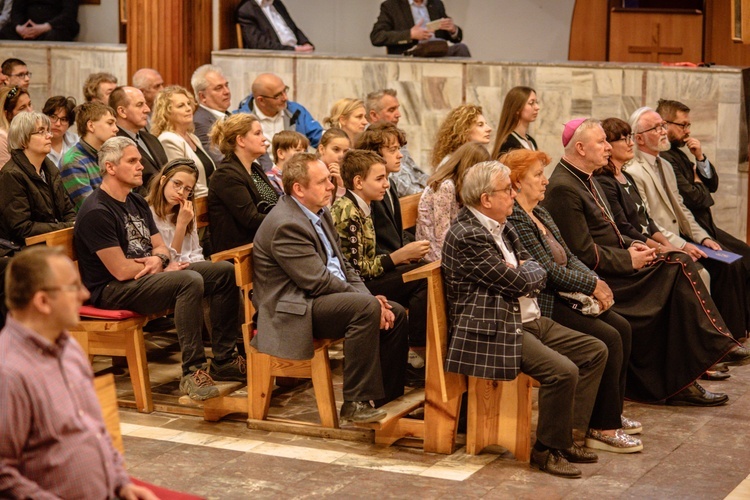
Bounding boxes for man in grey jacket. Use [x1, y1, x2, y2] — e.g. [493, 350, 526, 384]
[252, 152, 408, 423]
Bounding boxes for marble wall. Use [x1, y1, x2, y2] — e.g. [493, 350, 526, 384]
[213, 51, 749, 239]
[0, 41, 127, 109]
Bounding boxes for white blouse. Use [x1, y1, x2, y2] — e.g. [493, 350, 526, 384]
[150, 207, 204, 263]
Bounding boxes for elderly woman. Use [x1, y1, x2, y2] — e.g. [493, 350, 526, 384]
[504, 149, 640, 453]
[415, 142, 489, 262]
[431, 104, 492, 169]
[42, 95, 78, 167]
[0, 111, 75, 255]
[492, 86, 540, 158]
[0, 86, 33, 167]
[208, 113, 278, 253]
[152, 86, 214, 197]
[323, 98, 368, 144]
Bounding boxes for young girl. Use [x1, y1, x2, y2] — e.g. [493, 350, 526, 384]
[492, 86, 540, 158]
[267, 130, 309, 195]
[317, 128, 351, 200]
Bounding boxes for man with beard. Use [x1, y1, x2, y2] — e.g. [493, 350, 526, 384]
[626, 107, 750, 340]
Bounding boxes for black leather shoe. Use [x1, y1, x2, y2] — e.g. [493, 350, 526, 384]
[666, 382, 729, 407]
[722, 346, 750, 367]
[340, 401, 387, 423]
[530, 449, 582, 478]
[559, 443, 598, 463]
[701, 370, 731, 381]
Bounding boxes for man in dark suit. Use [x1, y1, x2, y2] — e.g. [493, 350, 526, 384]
[236, 0, 313, 52]
[370, 0, 470, 56]
[252, 152, 408, 423]
[442, 160, 607, 478]
[657, 98, 750, 273]
[191, 64, 232, 165]
[109, 86, 168, 196]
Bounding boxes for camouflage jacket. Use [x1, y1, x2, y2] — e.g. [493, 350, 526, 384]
[331, 192, 395, 280]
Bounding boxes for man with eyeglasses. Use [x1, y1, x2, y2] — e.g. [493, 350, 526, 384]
[627, 106, 750, 341]
[237, 72, 323, 171]
[657, 99, 750, 267]
[1, 58, 31, 91]
[74, 137, 247, 401]
[0, 246, 161, 499]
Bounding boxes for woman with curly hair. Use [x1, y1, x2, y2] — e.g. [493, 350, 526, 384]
[416, 142, 490, 262]
[430, 104, 491, 169]
[152, 86, 215, 197]
[491, 86, 540, 158]
[323, 97, 368, 144]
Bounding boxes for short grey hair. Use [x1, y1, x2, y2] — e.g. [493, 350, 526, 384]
[132, 68, 160, 90]
[8, 112, 50, 150]
[461, 160, 510, 207]
[98, 136, 137, 175]
[365, 88, 397, 115]
[191, 64, 225, 101]
[563, 118, 602, 154]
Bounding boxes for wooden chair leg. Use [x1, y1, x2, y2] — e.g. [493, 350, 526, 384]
[125, 327, 153, 413]
[248, 349, 273, 420]
[70, 330, 93, 363]
[310, 347, 338, 428]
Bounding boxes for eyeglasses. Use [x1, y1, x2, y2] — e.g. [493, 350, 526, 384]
[610, 134, 634, 144]
[168, 178, 194, 197]
[30, 128, 52, 137]
[636, 122, 668, 134]
[492, 185, 519, 197]
[666, 120, 691, 131]
[259, 86, 289, 100]
[47, 114, 69, 125]
[10, 72, 31, 79]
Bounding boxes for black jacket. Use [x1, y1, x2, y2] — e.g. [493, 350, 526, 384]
[370, 0, 463, 55]
[236, 0, 312, 50]
[208, 153, 278, 253]
[116, 126, 169, 196]
[371, 183, 414, 255]
[0, 149, 76, 255]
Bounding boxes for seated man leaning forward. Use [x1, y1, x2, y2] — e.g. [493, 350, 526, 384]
[0, 246, 158, 500]
[442, 160, 607, 478]
[252, 152, 408, 423]
[74, 136, 246, 401]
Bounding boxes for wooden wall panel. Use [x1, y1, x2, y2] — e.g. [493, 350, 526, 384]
[568, 0, 610, 61]
[126, 0, 212, 88]
[219, 0, 243, 50]
[608, 10, 703, 63]
[705, 0, 750, 66]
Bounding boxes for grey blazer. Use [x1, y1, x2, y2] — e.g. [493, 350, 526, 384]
[442, 207, 546, 380]
[193, 106, 224, 165]
[251, 195, 369, 360]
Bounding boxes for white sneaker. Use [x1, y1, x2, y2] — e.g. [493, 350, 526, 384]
[408, 350, 425, 369]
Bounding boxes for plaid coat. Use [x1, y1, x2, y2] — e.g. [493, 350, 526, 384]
[442, 207, 546, 380]
[507, 204, 598, 318]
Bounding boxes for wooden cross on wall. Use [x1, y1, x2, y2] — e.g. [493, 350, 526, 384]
[628, 23, 683, 58]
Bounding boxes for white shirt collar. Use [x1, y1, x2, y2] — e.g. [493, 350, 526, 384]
[255, 0, 273, 7]
[252, 100, 281, 121]
[350, 191, 372, 217]
[200, 104, 227, 121]
[468, 206, 505, 238]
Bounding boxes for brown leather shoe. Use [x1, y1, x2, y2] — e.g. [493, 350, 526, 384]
[559, 443, 598, 463]
[530, 448, 582, 478]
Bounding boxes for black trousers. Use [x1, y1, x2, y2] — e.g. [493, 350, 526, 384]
[312, 292, 408, 405]
[364, 263, 428, 349]
[551, 297, 632, 430]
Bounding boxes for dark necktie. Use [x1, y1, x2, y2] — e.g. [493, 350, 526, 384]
[655, 157, 668, 189]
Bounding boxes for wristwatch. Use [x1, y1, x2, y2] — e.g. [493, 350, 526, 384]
[154, 253, 170, 269]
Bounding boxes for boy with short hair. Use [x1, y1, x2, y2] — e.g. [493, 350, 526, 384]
[332, 149, 428, 384]
[267, 130, 309, 195]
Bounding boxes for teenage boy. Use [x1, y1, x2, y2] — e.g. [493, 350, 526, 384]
[267, 130, 309, 195]
[332, 149, 428, 385]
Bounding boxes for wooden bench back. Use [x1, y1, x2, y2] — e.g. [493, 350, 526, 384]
[211, 243, 255, 337]
[94, 373, 125, 455]
[26, 227, 77, 261]
[403, 260, 466, 403]
[399, 193, 421, 230]
[194, 196, 210, 230]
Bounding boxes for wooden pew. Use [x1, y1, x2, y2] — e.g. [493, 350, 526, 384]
[357, 261, 534, 460]
[95, 374, 125, 455]
[26, 228, 172, 414]
[399, 193, 421, 230]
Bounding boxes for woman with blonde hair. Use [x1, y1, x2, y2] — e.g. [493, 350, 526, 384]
[0, 86, 33, 167]
[430, 104, 491, 168]
[208, 113, 278, 253]
[416, 142, 490, 262]
[323, 98, 368, 144]
[152, 86, 214, 197]
[491, 86, 540, 158]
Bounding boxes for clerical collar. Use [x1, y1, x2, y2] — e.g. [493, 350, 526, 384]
[560, 156, 594, 180]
